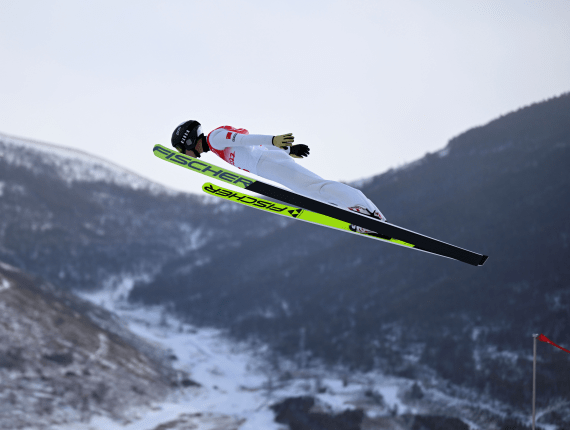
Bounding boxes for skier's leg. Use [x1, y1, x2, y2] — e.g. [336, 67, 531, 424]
[256, 150, 385, 220]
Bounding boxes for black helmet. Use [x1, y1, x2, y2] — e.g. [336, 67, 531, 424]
[171, 120, 204, 155]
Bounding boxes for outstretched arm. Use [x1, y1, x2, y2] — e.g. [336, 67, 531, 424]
[209, 129, 294, 150]
[208, 128, 309, 158]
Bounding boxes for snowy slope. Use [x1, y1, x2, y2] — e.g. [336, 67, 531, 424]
[0, 263, 544, 430]
[0, 131, 282, 294]
[0, 261, 182, 429]
[0, 132, 170, 195]
[56, 288, 547, 430]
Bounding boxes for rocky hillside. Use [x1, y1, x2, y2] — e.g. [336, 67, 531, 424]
[0, 260, 190, 429]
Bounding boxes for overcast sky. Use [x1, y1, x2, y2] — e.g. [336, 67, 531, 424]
[1, 0, 569, 195]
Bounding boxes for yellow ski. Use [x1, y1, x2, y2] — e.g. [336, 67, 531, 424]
[202, 182, 414, 249]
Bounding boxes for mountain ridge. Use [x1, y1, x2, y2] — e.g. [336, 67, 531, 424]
[0, 131, 174, 195]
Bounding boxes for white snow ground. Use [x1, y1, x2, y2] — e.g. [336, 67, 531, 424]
[51, 304, 281, 430]
[57, 288, 417, 430]
[56, 287, 548, 430]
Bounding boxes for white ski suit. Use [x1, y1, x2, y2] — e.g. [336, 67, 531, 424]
[207, 125, 382, 216]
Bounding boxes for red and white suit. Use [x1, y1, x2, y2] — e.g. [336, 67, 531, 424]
[207, 126, 383, 216]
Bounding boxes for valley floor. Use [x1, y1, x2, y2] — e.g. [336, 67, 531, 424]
[47, 295, 547, 430]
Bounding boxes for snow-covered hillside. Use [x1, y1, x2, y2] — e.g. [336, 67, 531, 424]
[60, 287, 544, 430]
[0, 131, 282, 294]
[0, 261, 181, 429]
[0, 259, 550, 429]
[0, 132, 170, 195]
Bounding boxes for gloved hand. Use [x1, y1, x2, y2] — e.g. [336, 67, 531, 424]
[272, 133, 294, 148]
[289, 144, 310, 158]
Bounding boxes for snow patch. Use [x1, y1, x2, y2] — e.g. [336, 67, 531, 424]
[0, 262, 19, 272]
[176, 225, 208, 255]
[484, 345, 521, 364]
[79, 271, 155, 309]
[438, 148, 450, 157]
[0, 278, 11, 291]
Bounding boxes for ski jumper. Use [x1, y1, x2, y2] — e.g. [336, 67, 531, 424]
[207, 126, 382, 214]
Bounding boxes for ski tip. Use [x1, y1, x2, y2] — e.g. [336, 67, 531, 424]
[478, 255, 489, 266]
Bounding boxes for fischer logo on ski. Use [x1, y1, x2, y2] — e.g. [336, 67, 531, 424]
[203, 183, 289, 212]
[288, 209, 302, 218]
[153, 145, 254, 188]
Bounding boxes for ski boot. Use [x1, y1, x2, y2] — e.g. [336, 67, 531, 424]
[348, 205, 386, 234]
